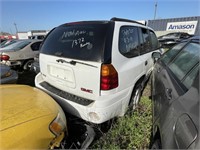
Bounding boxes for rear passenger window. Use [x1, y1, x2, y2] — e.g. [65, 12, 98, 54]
[161, 42, 187, 64]
[139, 28, 151, 54]
[119, 26, 140, 58]
[182, 65, 199, 89]
[169, 42, 200, 89]
[31, 41, 42, 51]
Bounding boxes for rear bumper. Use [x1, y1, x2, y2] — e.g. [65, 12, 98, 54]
[1, 60, 23, 67]
[35, 73, 132, 124]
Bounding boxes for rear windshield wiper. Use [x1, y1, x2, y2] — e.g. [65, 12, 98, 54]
[56, 59, 76, 65]
[54, 52, 63, 56]
[56, 59, 97, 68]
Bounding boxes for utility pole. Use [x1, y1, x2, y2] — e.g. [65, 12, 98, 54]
[154, 1, 157, 20]
[10, 28, 13, 34]
[14, 22, 18, 33]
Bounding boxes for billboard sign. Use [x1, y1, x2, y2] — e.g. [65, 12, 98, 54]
[166, 21, 198, 34]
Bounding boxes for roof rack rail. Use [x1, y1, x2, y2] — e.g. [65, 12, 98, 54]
[110, 17, 145, 25]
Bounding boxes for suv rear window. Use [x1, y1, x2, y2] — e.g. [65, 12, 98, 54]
[40, 22, 111, 62]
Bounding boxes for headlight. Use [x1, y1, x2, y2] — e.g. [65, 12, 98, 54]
[49, 112, 66, 136]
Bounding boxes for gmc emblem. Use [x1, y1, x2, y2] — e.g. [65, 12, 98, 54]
[81, 88, 93, 94]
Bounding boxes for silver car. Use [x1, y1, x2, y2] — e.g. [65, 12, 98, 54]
[0, 39, 42, 71]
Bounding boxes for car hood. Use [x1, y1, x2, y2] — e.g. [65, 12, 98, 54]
[0, 85, 59, 131]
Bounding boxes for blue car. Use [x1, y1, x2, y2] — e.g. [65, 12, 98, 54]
[0, 64, 18, 84]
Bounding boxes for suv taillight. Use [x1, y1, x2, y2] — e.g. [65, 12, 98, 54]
[100, 64, 118, 90]
[0, 55, 10, 61]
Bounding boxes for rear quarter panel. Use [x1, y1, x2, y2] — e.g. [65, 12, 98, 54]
[111, 22, 147, 92]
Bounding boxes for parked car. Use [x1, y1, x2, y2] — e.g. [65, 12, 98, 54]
[0, 39, 18, 48]
[0, 64, 18, 84]
[0, 84, 67, 149]
[0, 39, 42, 70]
[150, 37, 199, 149]
[158, 32, 193, 48]
[35, 17, 161, 124]
[29, 35, 45, 40]
[0, 39, 7, 43]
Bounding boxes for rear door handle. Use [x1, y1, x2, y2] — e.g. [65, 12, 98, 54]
[157, 67, 161, 73]
[145, 61, 148, 66]
[166, 88, 172, 100]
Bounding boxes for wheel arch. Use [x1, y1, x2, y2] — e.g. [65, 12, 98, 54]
[135, 75, 146, 88]
[22, 58, 34, 70]
[128, 74, 146, 105]
[153, 125, 161, 142]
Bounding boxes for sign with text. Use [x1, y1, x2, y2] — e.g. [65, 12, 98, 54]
[166, 21, 198, 34]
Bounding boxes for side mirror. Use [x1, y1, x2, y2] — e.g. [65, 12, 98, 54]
[152, 52, 161, 63]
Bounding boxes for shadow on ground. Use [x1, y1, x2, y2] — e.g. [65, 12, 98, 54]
[17, 71, 36, 86]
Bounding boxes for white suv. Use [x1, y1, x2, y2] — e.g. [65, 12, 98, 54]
[35, 18, 160, 124]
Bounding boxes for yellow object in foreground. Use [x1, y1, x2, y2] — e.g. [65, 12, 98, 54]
[0, 84, 67, 149]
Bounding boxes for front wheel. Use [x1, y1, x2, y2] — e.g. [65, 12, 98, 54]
[23, 60, 34, 71]
[128, 84, 142, 112]
[151, 139, 162, 149]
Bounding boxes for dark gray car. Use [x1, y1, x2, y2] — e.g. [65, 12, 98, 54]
[158, 32, 193, 48]
[150, 37, 199, 149]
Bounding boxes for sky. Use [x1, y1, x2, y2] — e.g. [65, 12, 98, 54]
[1, 0, 200, 34]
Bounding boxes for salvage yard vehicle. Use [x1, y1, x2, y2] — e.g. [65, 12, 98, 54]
[0, 39, 42, 71]
[0, 84, 67, 149]
[0, 64, 18, 84]
[150, 37, 199, 149]
[158, 32, 193, 48]
[29, 35, 45, 40]
[35, 17, 161, 124]
[0, 39, 17, 48]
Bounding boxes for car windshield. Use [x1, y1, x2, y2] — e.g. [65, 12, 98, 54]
[0, 40, 31, 51]
[40, 22, 111, 62]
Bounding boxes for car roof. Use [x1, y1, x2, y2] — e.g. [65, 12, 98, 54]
[181, 35, 200, 43]
[59, 17, 149, 29]
[190, 35, 200, 40]
[17, 39, 42, 42]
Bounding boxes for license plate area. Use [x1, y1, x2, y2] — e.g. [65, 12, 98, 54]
[48, 65, 75, 88]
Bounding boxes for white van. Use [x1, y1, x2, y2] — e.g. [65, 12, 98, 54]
[35, 18, 160, 124]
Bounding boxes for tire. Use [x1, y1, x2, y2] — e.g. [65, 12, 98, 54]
[92, 118, 117, 138]
[99, 117, 116, 133]
[128, 83, 142, 112]
[151, 139, 162, 149]
[23, 60, 34, 71]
